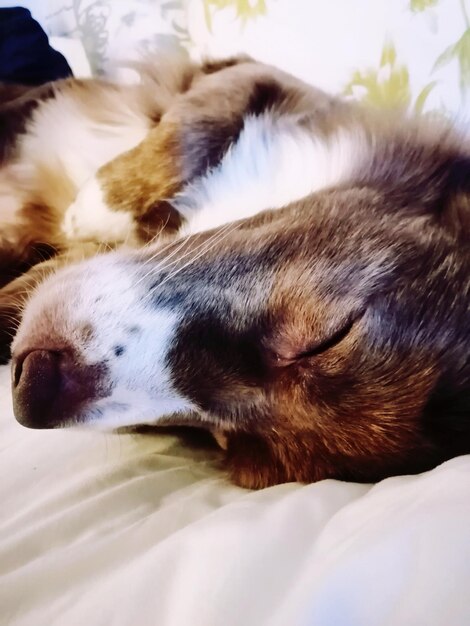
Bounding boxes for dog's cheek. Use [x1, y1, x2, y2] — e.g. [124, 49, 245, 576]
[223, 430, 335, 489]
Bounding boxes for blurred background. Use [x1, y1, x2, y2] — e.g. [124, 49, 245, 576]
[0, 0, 469, 119]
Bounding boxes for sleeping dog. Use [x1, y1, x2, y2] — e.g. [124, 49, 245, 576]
[1, 57, 469, 488]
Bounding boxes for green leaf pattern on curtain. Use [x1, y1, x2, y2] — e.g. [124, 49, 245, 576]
[410, 0, 439, 12]
[45, 0, 188, 75]
[432, 0, 470, 94]
[344, 41, 438, 112]
[202, 0, 267, 30]
[43, 0, 469, 114]
[344, 0, 470, 111]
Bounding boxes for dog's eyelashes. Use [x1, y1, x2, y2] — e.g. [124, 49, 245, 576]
[266, 312, 364, 369]
[297, 314, 361, 361]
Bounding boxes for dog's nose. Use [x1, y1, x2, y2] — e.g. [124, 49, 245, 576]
[11, 349, 96, 429]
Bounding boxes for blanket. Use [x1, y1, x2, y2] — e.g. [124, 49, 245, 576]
[1, 364, 469, 626]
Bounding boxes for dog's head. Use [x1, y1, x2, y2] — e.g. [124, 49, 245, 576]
[11, 176, 469, 486]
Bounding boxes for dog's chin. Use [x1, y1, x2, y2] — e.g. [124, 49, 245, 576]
[61, 395, 198, 433]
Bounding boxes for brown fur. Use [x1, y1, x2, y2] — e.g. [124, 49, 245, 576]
[98, 122, 185, 239]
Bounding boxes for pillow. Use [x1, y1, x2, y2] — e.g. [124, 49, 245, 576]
[50, 36, 92, 77]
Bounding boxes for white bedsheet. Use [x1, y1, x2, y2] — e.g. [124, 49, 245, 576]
[1, 363, 470, 626]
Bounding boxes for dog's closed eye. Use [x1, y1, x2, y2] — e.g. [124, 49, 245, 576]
[264, 311, 364, 368]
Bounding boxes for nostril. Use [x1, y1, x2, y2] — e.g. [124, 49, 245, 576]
[12, 350, 59, 389]
[12, 354, 24, 388]
[12, 349, 62, 428]
[12, 346, 107, 429]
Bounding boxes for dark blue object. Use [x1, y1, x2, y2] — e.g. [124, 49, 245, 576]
[0, 7, 72, 85]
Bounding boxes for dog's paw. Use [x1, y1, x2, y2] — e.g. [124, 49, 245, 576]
[62, 176, 134, 243]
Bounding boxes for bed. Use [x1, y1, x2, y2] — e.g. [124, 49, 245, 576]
[2, 364, 470, 625]
[1, 1, 470, 624]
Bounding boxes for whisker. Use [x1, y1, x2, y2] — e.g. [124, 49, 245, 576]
[134, 221, 236, 288]
[135, 224, 194, 269]
[142, 222, 240, 302]
[121, 232, 182, 286]
[141, 213, 172, 248]
[131, 230, 201, 288]
[0, 313, 21, 326]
